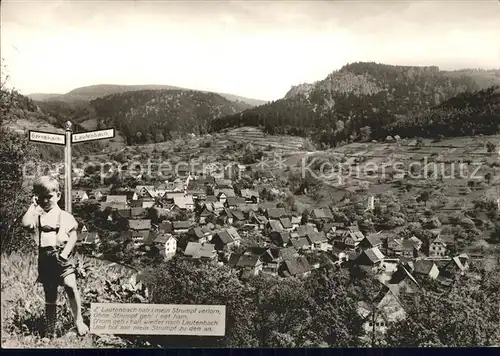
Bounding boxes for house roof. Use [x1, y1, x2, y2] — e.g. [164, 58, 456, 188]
[283, 257, 311, 276]
[267, 208, 287, 219]
[131, 230, 151, 240]
[173, 221, 192, 230]
[154, 233, 174, 244]
[290, 237, 310, 250]
[259, 202, 277, 211]
[363, 247, 385, 264]
[279, 217, 292, 229]
[129, 219, 151, 231]
[106, 195, 128, 203]
[226, 197, 246, 206]
[129, 200, 142, 208]
[131, 207, 146, 217]
[215, 230, 233, 244]
[184, 242, 215, 258]
[296, 225, 316, 237]
[413, 260, 437, 275]
[241, 189, 259, 198]
[268, 220, 284, 232]
[311, 208, 333, 220]
[236, 254, 261, 268]
[272, 231, 290, 244]
[226, 227, 241, 241]
[205, 195, 217, 203]
[431, 235, 447, 246]
[232, 210, 245, 221]
[364, 234, 383, 247]
[190, 227, 205, 239]
[307, 231, 328, 244]
[215, 188, 236, 197]
[116, 209, 132, 219]
[279, 247, 299, 260]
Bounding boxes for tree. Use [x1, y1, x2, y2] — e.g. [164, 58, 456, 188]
[386, 264, 500, 347]
[486, 141, 496, 153]
[0, 62, 39, 253]
[359, 126, 372, 142]
[143, 257, 258, 347]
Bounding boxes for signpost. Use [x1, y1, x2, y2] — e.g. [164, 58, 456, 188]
[29, 121, 115, 213]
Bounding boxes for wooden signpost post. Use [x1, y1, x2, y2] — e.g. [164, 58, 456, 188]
[29, 121, 115, 213]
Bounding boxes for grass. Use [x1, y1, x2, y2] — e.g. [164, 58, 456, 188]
[1, 252, 137, 348]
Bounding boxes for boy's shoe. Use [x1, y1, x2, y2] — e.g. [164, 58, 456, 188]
[44, 303, 57, 338]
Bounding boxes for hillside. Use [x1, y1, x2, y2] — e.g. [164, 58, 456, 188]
[92, 89, 253, 145]
[211, 62, 500, 146]
[0, 89, 111, 161]
[28, 84, 268, 107]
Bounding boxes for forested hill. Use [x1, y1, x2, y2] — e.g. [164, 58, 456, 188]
[210, 62, 500, 147]
[91, 89, 253, 145]
[29, 84, 269, 107]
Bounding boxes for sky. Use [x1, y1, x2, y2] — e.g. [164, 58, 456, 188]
[1, 0, 499, 101]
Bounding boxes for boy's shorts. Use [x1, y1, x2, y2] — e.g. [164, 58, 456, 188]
[37, 246, 75, 286]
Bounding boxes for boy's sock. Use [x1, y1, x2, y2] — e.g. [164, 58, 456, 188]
[44, 302, 57, 338]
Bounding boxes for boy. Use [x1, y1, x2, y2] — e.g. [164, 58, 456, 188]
[22, 176, 89, 337]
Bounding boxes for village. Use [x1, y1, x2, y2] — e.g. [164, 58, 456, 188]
[67, 129, 500, 338]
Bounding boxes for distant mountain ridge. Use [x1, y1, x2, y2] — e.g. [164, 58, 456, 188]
[211, 62, 500, 145]
[28, 84, 269, 107]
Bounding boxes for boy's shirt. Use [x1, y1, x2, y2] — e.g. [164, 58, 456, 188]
[36, 206, 78, 247]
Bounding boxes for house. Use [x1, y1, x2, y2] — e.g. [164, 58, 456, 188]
[279, 217, 293, 231]
[129, 219, 151, 231]
[82, 232, 100, 246]
[173, 196, 195, 211]
[198, 205, 215, 224]
[135, 185, 155, 199]
[116, 209, 132, 219]
[158, 221, 173, 234]
[309, 208, 334, 221]
[106, 195, 128, 204]
[212, 227, 241, 250]
[265, 220, 284, 234]
[279, 256, 312, 278]
[72, 190, 89, 202]
[129, 200, 142, 208]
[412, 260, 440, 279]
[428, 236, 447, 259]
[91, 189, 109, 201]
[217, 208, 235, 225]
[215, 189, 236, 203]
[355, 247, 385, 268]
[173, 221, 192, 234]
[398, 239, 418, 259]
[389, 264, 420, 294]
[131, 207, 147, 219]
[225, 196, 246, 209]
[215, 178, 234, 188]
[259, 202, 277, 212]
[252, 214, 268, 230]
[212, 202, 225, 213]
[128, 219, 152, 242]
[343, 226, 365, 250]
[165, 191, 185, 200]
[290, 237, 311, 251]
[266, 208, 287, 220]
[409, 236, 423, 251]
[235, 254, 264, 278]
[183, 242, 217, 259]
[306, 231, 329, 250]
[142, 201, 155, 209]
[359, 234, 384, 250]
[358, 284, 406, 335]
[270, 230, 291, 247]
[290, 216, 301, 230]
[147, 233, 177, 260]
[188, 227, 214, 243]
[296, 224, 317, 238]
[240, 189, 260, 203]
